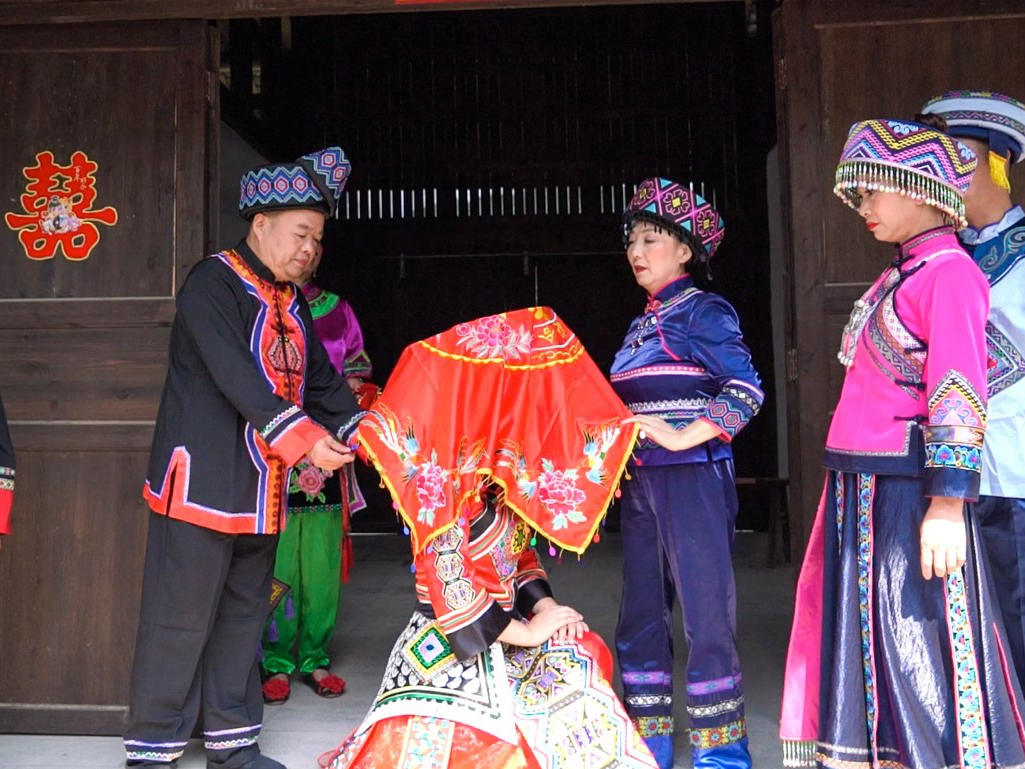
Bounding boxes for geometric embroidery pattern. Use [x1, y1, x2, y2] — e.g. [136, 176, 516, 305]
[834, 120, 976, 229]
[945, 571, 991, 769]
[625, 178, 725, 259]
[431, 526, 475, 611]
[369, 612, 517, 744]
[490, 519, 528, 581]
[240, 164, 323, 211]
[689, 719, 746, 749]
[634, 715, 674, 737]
[835, 472, 846, 558]
[238, 148, 353, 220]
[866, 278, 927, 398]
[985, 320, 1025, 397]
[398, 715, 454, 769]
[629, 694, 673, 708]
[123, 739, 188, 763]
[687, 695, 744, 720]
[401, 622, 456, 680]
[705, 382, 760, 439]
[298, 146, 351, 208]
[506, 639, 659, 768]
[855, 473, 879, 762]
[928, 369, 987, 428]
[686, 674, 742, 696]
[705, 401, 744, 436]
[623, 671, 672, 686]
[203, 723, 262, 751]
[925, 370, 987, 474]
[356, 612, 659, 768]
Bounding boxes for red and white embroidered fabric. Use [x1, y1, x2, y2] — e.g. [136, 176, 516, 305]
[356, 307, 638, 554]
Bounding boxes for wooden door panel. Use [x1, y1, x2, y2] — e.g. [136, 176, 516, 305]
[775, 1, 1025, 561]
[818, 20, 1025, 286]
[0, 324, 171, 421]
[0, 19, 215, 734]
[0, 28, 185, 299]
[0, 441, 150, 732]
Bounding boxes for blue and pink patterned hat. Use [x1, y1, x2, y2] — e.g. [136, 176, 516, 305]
[834, 119, 977, 230]
[921, 91, 1025, 163]
[623, 177, 726, 260]
[239, 146, 351, 220]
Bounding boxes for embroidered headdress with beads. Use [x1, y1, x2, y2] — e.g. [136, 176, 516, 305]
[834, 119, 977, 230]
[239, 146, 351, 220]
[623, 177, 726, 260]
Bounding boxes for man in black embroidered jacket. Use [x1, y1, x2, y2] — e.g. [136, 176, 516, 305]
[124, 147, 361, 769]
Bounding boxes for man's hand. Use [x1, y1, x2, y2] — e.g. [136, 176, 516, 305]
[920, 497, 967, 580]
[307, 435, 354, 472]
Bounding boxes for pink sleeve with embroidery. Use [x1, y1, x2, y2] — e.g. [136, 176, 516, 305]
[915, 255, 989, 500]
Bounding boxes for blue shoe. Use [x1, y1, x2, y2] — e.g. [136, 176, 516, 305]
[642, 735, 674, 769]
[692, 736, 751, 769]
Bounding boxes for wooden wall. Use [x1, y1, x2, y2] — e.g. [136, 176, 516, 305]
[0, 0, 738, 24]
[0, 20, 216, 733]
[218, 3, 781, 530]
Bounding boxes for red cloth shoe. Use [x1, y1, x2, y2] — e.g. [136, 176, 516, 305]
[303, 670, 346, 698]
[261, 674, 291, 705]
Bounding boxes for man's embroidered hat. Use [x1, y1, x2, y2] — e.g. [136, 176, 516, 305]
[921, 91, 1025, 163]
[833, 119, 977, 230]
[623, 177, 726, 260]
[239, 146, 351, 220]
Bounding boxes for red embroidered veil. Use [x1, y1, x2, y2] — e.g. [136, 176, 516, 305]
[355, 307, 638, 554]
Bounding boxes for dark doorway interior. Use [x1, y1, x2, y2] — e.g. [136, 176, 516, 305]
[219, 1, 779, 532]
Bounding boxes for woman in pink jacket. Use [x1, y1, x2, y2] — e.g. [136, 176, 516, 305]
[780, 119, 1025, 769]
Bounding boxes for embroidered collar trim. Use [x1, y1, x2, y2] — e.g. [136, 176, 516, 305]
[646, 275, 695, 312]
[961, 205, 1025, 246]
[894, 226, 958, 269]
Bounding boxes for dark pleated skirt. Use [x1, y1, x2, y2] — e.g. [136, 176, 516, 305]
[782, 471, 1025, 769]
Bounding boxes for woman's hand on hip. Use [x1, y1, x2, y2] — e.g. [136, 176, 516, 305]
[623, 414, 722, 452]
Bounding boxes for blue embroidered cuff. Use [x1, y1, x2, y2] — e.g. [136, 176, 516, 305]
[923, 425, 983, 499]
[703, 383, 762, 441]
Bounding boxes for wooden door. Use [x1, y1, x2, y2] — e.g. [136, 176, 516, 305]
[774, 0, 1025, 563]
[0, 20, 217, 734]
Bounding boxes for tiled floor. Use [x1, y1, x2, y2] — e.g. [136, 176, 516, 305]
[0, 530, 793, 768]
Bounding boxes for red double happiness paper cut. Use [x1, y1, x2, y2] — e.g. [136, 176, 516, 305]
[4, 150, 118, 261]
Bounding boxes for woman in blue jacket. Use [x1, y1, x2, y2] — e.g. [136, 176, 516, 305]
[610, 178, 762, 769]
